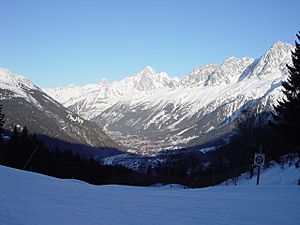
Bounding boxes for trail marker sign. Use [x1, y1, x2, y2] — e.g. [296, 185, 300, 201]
[254, 153, 265, 167]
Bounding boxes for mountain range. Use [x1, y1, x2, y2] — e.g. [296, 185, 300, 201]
[43, 41, 294, 155]
[0, 68, 122, 158]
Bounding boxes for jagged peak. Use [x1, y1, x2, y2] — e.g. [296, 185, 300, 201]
[140, 66, 156, 75]
[222, 56, 254, 65]
[271, 41, 293, 49]
[239, 41, 294, 81]
[224, 56, 239, 62]
[266, 41, 294, 57]
[134, 66, 173, 81]
[264, 41, 294, 63]
[98, 78, 111, 88]
[188, 64, 217, 77]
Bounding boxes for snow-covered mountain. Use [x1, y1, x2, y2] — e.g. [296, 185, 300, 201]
[0, 68, 122, 157]
[45, 41, 294, 155]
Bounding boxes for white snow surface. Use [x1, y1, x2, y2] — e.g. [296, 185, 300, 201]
[223, 160, 300, 186]
[1, 165, 300, 225]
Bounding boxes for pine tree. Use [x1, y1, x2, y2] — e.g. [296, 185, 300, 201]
[272, 32, 300, 154]
[21, 126, 29, 139]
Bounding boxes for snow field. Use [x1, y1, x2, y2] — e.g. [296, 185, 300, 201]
[1, 165, 299, 225]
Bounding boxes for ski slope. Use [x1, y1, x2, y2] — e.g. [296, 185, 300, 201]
[0, 165, 299, 225]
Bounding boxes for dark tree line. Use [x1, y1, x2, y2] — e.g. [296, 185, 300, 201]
[0, 123, 251, 188]
[0, 125, 155, 186]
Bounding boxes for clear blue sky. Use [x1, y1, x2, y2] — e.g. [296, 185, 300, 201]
[0, 0, 299, 88]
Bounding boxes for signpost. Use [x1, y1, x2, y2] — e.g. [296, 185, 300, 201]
[254, 152, 265, 185]
[254, 153, 265, 167]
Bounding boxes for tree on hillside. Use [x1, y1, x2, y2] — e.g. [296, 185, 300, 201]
[272, 32, 300, 154]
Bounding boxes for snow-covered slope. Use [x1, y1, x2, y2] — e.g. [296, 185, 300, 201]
[44, 66, 180, 120]
[1, 165, 299, 225]
[222, 159, 300, 186]
[0, 68, 122, 157]
[45, 42, 294, 154]
[0, 68, 44, 106]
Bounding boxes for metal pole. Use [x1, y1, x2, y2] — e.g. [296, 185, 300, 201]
[23, 145, 39, 170]
[256, 165, 260, 185]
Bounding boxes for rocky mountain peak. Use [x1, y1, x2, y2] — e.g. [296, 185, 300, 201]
[244, 42, 294, 80]
[183, 64, 217, 87]
[141, 66, 156, 75]
[205, 57, 254, 86]
[99, 79, 111, 88]
[118, 66, 176, 92]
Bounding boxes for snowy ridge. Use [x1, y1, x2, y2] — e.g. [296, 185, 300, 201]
[247, 41, 292, 79]
[0, 68, 41, 102]
[42, 41, 294, 154]
[0, 68, 39, 90]
[44, 66, 181, 120]
[204, 57, 254, 86]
